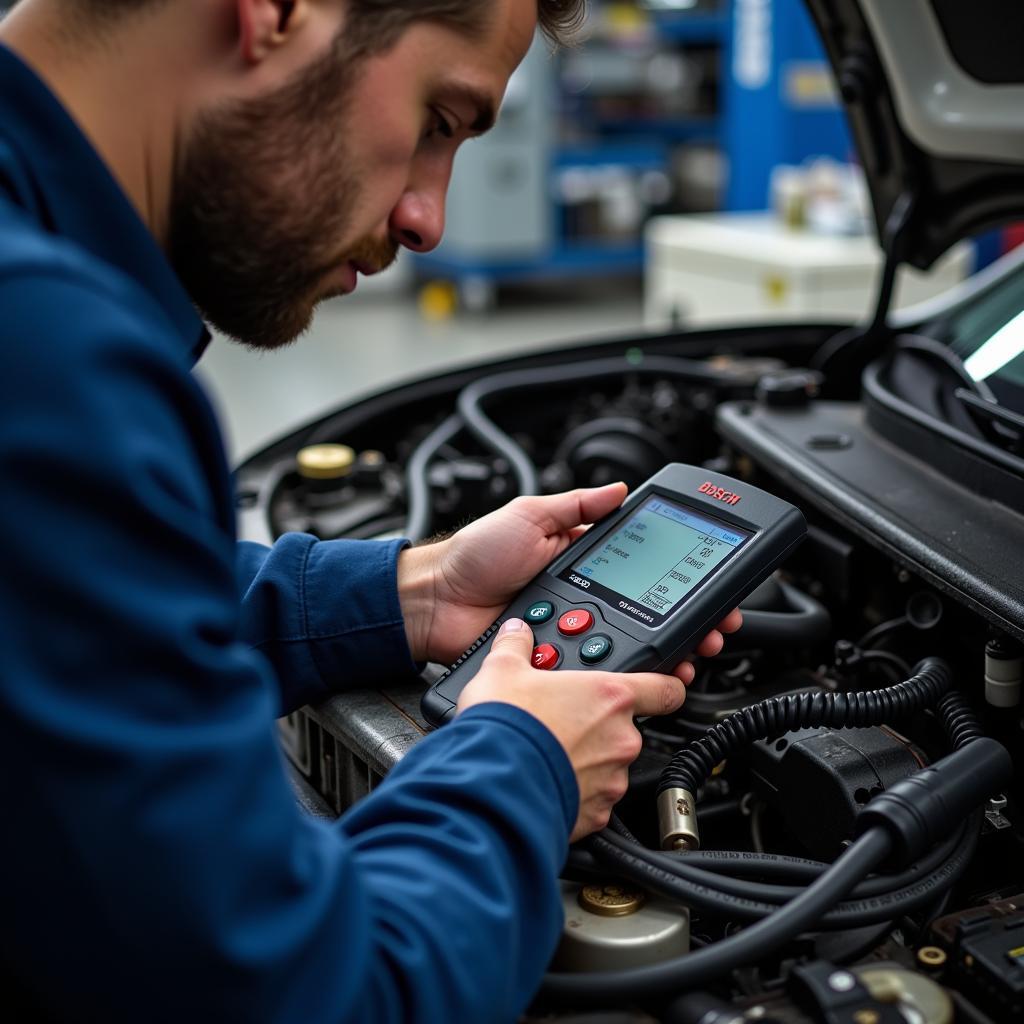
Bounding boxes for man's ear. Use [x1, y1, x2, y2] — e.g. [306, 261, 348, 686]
[236, 0, 303, 64]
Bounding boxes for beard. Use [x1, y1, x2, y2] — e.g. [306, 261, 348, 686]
[167, 35, 397, 351]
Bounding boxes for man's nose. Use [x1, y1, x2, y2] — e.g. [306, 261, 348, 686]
[389, 172, 449, 253]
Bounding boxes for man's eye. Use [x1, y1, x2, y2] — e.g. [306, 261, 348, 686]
[426, 109, 454, 141]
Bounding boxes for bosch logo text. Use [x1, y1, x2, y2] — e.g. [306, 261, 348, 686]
[698, 482, 742, 506]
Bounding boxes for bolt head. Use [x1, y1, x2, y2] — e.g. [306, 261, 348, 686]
[828, 970, 857, 992]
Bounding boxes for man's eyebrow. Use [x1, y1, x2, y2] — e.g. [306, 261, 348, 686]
[438, 82, 497, 135]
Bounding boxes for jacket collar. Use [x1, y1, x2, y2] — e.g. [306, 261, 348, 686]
[0, 43, 209, 360]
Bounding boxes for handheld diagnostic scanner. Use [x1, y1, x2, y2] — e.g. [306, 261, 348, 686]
[422, 464, 806, 726]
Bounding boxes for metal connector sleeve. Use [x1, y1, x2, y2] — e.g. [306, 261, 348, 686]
[658, 788, 700, 851]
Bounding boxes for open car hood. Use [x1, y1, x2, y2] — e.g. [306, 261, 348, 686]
[805, 0, 1024, 269]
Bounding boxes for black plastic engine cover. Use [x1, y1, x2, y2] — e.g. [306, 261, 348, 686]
[716, 398, 1024, 642]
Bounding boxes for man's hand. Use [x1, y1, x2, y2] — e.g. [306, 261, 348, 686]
[398, 482, 742, 676]
[458, 617, 686, 841]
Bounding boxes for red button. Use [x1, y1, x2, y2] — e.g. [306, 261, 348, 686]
[558, 609, 594, 636]
[532, 644, 561, 670]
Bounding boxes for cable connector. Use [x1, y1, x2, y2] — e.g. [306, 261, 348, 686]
[658, 788, 700, 851]
[855, 737, 1012, 867]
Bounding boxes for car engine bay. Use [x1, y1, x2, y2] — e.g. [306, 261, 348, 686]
[232, 7, 1024, 1015]
[235, 245, 1024, 1022]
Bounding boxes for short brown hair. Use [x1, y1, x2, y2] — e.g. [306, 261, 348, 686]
[68, 1, 587, 46]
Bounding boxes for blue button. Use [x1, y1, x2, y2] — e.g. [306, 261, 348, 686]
[579, 634, 613, 664]
[524, 601, 554, 624]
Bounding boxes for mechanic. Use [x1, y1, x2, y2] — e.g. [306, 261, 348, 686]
[0, 1, 740, 1020]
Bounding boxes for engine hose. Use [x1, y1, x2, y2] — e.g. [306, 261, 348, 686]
[540, 827, 894, 1004]
[403, 413, 464, 542]
[657, 657, 953, 842]
[262, 456, 301, 540]
[457, 355, 752, 498]
[604, 818, 965, 907]
[588, 817, 977, 928]
[676, 827, 963, 896]
[590, 682, 981, 913]
[662, 689, 984, 887]
[586, 814, 964, 900]
[733, 580, 832, 649]
[541, 696, 991, 1005]
[937, 689, 984, 748]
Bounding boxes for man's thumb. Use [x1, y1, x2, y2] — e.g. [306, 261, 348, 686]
[488, 618, 535, 661]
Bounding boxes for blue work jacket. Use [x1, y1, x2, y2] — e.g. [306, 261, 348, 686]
[0, 43, 577, 1022]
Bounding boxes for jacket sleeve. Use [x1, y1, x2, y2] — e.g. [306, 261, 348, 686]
[0, 273, 578, 1024]
[235, 535, 422, 715]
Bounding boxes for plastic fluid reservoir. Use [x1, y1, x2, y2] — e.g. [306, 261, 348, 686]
[551, 881, 689, 973]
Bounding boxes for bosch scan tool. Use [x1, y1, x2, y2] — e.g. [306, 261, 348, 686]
[422, 464, 807, 726]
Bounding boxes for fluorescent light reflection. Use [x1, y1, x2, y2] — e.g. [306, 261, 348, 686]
[964, 309, 1024, 381]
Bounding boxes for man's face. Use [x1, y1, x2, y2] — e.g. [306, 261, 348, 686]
[169, 0, 536, 350]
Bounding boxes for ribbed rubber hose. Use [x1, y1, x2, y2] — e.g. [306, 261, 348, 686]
[658, 657, 952, 798]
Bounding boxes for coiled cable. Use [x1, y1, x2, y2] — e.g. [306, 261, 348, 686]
[658, 657, 952, 808]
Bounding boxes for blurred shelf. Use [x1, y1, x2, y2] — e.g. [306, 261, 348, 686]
[589, 115, 720, 142]
[649, 12, 730, 43]
[554, 140, 670, 170]
[416, 3, 732, 301]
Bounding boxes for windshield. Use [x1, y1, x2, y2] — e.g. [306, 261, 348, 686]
[929, 258, 1024, 412]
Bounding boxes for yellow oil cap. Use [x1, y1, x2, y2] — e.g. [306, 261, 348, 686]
[296, 444, 356, 481]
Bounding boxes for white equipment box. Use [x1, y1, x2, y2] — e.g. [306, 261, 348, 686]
[644, 212, 973, 330]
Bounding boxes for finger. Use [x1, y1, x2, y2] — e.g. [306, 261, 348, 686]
[621, 672, 687, 718]
[694, 629, 724, 657]
[485, 617, 535, 663]
[670, 660, 696, 685]
[523, 482, 628, 537]
[718, 608, 743, 634]
[574, 481, 629, 526]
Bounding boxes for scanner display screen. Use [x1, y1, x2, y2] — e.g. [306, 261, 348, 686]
[562, 497, 750, 625]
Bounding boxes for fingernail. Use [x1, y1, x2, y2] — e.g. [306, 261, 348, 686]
[500, 618, 525, 633]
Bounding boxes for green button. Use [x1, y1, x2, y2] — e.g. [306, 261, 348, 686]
[524, 601, 554, 624]
[579, 634, 613, 664]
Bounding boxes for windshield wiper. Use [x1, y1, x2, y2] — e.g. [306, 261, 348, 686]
[954, 387, 1024, 458]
